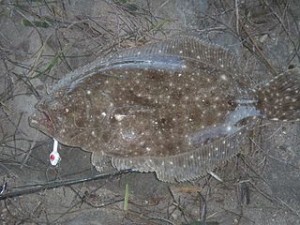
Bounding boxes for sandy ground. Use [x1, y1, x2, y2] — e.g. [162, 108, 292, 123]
[0, 0, 300, 224]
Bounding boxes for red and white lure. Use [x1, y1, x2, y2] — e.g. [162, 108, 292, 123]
[49, 138, 61, 166]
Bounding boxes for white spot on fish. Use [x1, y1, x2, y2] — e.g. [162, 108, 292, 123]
[226, 126, 232, 132]
[220, 74, 227, 81]
[115, 114, 126, 121]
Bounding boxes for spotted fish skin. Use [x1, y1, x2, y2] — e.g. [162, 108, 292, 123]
[29, 36, 300, 182]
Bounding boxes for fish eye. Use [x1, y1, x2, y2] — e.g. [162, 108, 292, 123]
[288, 64, 295, 69]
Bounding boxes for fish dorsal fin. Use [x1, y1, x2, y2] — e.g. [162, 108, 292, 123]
[106, 35, 240, 74]
[54, 36, 240, 93]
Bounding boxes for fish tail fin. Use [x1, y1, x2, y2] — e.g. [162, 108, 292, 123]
[256, 66, 300, 121]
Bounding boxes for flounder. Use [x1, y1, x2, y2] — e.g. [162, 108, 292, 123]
[29, 36, 300, 182]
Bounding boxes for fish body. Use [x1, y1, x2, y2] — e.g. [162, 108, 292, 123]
[29, 36, 300, 182]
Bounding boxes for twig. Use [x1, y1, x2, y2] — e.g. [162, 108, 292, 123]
[235, 0, 240, 35]
[0, 170, 130, 200]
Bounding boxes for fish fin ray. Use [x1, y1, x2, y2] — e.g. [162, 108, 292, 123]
[257, 67, 300, 121]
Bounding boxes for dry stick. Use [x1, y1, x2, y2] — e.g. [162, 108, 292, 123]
[276, 196, 300, 218]
[235, 0, 240, 35]
[68, 185, 123, 209]
[199, 7, 278, 77]
[20, 140, 35, 169]
[249, 180, 300, 218]
[265, 0, 300, 61]
[240, 143, 300, 218]
[225, 0, 279, 77]
[239, 24, 278, 77]
[12, 72, 41, 99]
[0, 170, 130, 200]
[13, 112, 23, 158]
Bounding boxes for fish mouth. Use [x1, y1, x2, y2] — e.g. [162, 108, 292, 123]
[29, 110, 55, 136]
